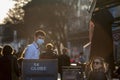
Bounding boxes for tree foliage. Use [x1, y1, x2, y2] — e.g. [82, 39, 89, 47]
[3, 0, 31, 24]
[2, 0, 93, 53]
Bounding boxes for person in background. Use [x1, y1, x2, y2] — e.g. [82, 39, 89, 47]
[78, 52, 86, 64]
[77, 52, 86, 75]
[40, 43, 58, 59]
[24, 30, 46, 59]
[0, 45, 20, 80]
[88, 57, 111, 80]
[58, 48, 70, 80]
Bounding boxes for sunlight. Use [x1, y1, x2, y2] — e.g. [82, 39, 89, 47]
[0, 0, 15, 24]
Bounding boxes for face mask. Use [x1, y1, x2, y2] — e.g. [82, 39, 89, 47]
[36, 39, 44, 45]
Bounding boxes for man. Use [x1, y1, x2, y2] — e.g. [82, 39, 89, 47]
[79, 52, 85, 64]
[0, 45, 20, 80]
[58, 48, 70, 80]
[24, 30, 46, 59]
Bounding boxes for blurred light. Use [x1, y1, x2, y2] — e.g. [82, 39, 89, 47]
[0, 0, 15, 24]
[81, 5, 88, 10]
[70, 63, 77, 66]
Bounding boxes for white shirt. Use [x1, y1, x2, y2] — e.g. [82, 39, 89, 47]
[24, 42, 40, 59]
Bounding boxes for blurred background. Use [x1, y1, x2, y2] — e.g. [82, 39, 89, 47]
[0, 0, 120, 66]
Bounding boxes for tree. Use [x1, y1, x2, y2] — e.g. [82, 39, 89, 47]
[3, 0, 31, 24]
[2, 0, 93, 54]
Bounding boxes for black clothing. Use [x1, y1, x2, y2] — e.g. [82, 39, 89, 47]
[115, 66, 120, 79]
[0, 54, 20, 80]
[58, 54, 70, 80]
[88, 71, 107, 80]
[40, 50, 58, 59]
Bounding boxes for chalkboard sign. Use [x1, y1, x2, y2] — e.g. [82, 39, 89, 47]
[22, 59, 58, 80]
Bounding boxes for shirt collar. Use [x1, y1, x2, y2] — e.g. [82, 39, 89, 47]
[33, 42, 39, 49]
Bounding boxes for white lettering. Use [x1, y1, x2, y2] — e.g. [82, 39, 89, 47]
[33, 63, 39, 66]
[30, 66, 47, 71]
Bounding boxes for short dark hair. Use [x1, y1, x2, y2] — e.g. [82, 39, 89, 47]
[34, 30, 46, 37]
[2, 45, 13, 56]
